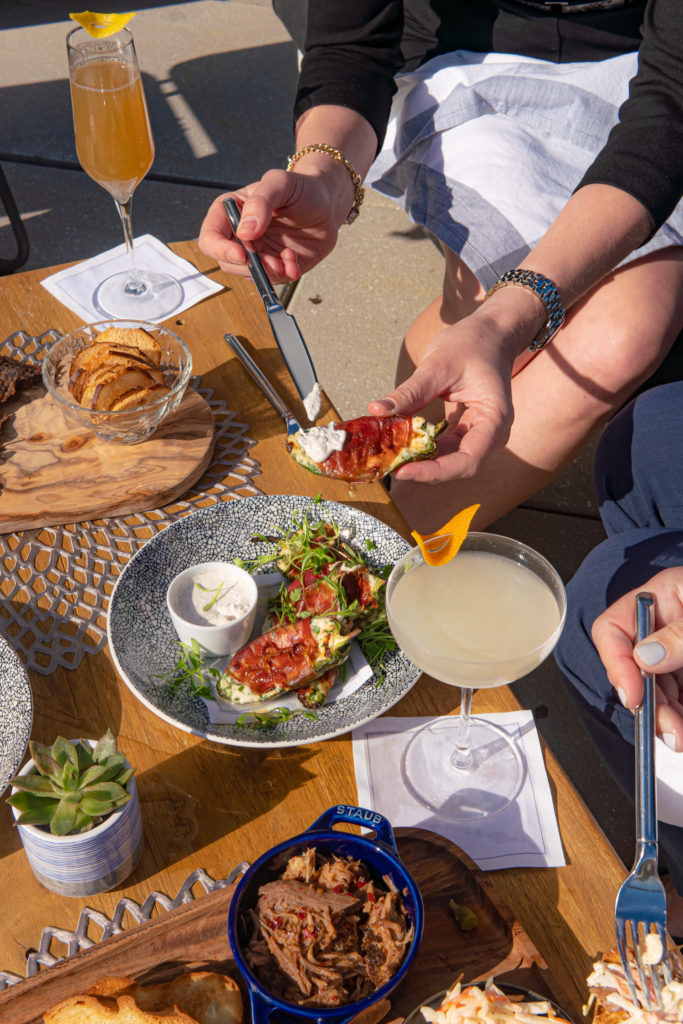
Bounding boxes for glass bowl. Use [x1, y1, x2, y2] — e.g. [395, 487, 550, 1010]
[41, 319, 192, 444]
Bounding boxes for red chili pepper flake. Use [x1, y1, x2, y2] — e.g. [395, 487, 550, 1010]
[298, 911, 307, 920]
[333, 884, 345, 893]
[356, 877, 367, 888]
[367, 891, 376, 902]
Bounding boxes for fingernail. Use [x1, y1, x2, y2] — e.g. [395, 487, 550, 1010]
[617, 686, 629, 708]
[237, 217, 258, 234]
[662, 732, 679, 752]
[635, 640, 666, 666]
[375, 399, 396, 413]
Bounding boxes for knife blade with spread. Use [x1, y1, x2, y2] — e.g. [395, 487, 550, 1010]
[222, 197, 322, 422]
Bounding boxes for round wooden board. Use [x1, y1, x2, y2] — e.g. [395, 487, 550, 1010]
[0, 387, 215, 533]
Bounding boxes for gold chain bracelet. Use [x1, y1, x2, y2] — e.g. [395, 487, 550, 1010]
[286, 143, 365, 225]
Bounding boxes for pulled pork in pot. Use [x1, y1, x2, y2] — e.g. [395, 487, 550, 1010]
[243, 846, 414, 1007]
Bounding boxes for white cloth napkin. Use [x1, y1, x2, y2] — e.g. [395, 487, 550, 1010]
[199, 573, 374, 725]
[353, 712, 565, 870]
[40, 234, 223, 324]
[656, 738, 683, 827]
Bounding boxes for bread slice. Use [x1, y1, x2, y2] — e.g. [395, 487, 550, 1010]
[116, 995, 198, 1023]
[95, 327, 162, 367]
[109, 383, 171, 411]
[150, 971, 242, 1024]
[72, 364, 115, 406]
[69, 343, 156, 389]
[45, 971, 243, 1024]
[91, 366, 163, 411]
[43, 993, 120, 1024]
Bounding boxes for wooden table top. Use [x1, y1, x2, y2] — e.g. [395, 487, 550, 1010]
[0, 242, 625, 1018]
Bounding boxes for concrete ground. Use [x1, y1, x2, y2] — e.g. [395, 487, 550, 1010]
[0, 1, 634, 866]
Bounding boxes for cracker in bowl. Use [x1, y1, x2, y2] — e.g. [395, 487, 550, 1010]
[67, 326, 166, 412]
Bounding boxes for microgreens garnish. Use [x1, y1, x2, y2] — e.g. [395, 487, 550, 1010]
[235, 707, 318, 730]
[152, 638, 219, 700]
[358, 616, 397, 686]
[195, 580, 224, 612]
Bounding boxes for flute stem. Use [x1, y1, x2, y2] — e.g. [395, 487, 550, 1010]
[451, 686, 474, 770]
[114, 196, 146, 295]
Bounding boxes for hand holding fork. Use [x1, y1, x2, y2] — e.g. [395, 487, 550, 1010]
[614, 592, 673, 1011]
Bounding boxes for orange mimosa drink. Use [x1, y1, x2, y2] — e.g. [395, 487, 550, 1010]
[66, 24, 183, 318]
[70, 58, 154, 203]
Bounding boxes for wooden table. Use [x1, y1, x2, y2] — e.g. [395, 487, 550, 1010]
[0, 243, 625, 1020]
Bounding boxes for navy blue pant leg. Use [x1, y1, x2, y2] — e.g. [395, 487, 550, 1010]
[555, 383, 683, 892]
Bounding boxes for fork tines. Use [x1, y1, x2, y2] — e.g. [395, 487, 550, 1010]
[615, 915, 673, 1011]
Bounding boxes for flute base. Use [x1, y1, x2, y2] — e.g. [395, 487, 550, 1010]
[401, 717, 524, 822]
[94, 270, 184, 320]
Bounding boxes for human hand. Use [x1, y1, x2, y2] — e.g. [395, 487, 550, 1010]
[591, 568, 683, 752]
[367, 307, 523, 483]
[198, 170, 345, 282]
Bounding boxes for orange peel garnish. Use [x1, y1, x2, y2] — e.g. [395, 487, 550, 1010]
[411, 503, 480, 567]
[69, 11, 137, 37]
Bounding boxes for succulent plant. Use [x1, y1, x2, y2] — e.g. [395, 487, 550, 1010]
[7, 730, 135, 836]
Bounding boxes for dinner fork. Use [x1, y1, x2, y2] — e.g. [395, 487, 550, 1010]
[614, 591, 672, 1010]
[224, 333, 301, 438]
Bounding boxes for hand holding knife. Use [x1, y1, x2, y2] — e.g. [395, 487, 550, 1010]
[222, 198, 321, 421]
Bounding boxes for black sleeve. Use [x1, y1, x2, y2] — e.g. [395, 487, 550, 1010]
[292, 0, 404, 153]
[577, 0, 683, 232]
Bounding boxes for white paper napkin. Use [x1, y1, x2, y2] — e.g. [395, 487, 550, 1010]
[41, 234, 223, 324]
[199, 573, 374, 725]
[353, 713, 565, 870]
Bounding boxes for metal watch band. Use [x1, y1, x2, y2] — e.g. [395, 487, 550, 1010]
[485, 269, 565, 352]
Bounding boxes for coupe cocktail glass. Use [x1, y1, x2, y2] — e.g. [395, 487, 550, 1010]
[386, 532, 566, 822]
[67, 26, 183, 319]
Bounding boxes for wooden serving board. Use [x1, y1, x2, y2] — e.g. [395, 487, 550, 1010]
[0, 385, 215, 533]
[0, 829, 575, 1024]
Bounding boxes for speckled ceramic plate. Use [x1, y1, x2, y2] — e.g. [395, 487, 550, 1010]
[107, 496, 420, 747]
[405, 985, 574, 1024]
[0, 636, 33, 795]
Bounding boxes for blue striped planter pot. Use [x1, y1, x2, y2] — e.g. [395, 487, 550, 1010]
[10, 742, 144, 897]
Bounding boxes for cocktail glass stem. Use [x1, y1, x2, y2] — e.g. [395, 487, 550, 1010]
[115, 197, 145, 295]
[451, 685, 474, 771]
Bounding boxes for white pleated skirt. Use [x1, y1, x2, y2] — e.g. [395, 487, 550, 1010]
[365, 49, 683, 290]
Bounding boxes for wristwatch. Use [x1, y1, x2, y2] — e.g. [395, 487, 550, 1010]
[485, 269, 565, 352]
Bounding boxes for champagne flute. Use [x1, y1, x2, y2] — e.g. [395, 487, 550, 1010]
[67, 26, 183, 319]
[385, 532, 566, 822]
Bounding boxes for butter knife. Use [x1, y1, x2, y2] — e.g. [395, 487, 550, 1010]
[222, 198, 319, 416]
[224, 334, 300, 438]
